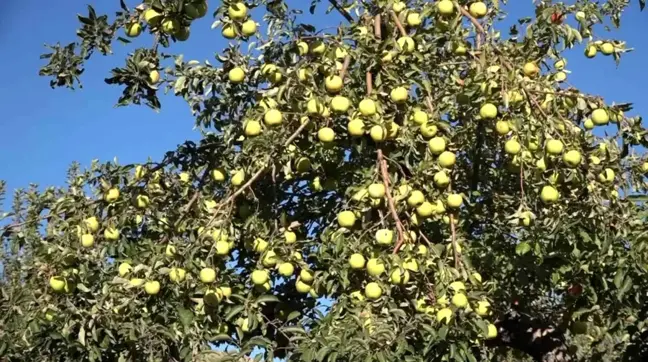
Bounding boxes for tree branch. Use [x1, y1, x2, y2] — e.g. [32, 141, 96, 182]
[454, 1, 485, 47]
[328, 0, 354, 22]
[390, 11, 408, 37]
[375, 149, 406, 254]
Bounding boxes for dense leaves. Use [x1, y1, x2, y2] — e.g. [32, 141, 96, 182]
[2, 0, 648, 361]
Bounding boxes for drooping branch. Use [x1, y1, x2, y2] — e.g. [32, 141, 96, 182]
[454, 1, 485, 47]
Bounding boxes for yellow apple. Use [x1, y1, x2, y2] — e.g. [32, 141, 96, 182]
[536, 158, 547, 171]
[416, 201, 435, 217]
[244, 120, 262, 137]
[428, 136, 446, 155]
[144, 281, 160, 295]
[359, 99, 377, 116]
[523, 62, 539, 77]
[143, 9, 162, 26]
[390, 269, 410, 285]
[310, 40, 326, 55]
[104, 227, 120, 241]
[598, 168, 615, 184]
[169, 268, 186, 283]
[563, 150, 582, 167]
[411, 110, 428, 125]
[105, 188, 120, 203]
[390, 86, 409, 103]
[325, 75, 343, 93]
[297, 41, 309, 55]
[337, 210, 356, 227]
[249, 269, 268, 285]
[215, 240, 230, 255]
[366, 258, 385, 276]
[397, 36, 415, 53]
[545, 139, 564, 155]
[130, 278, 145, 287]
[253, 238, 268, 252]
[407, 190, 425, 207]
[452, 293, 468, 308]
[437, 0, 455, 15]
[375, 229, 394, 245]
[263, 109, 283, 126]
[495, 120, 510, 135]
[480, 103, 498, 119]
[505, 140, 521, 155]
[49, 276, 67, 292]
[554, 71, 567, 82]
[118, 262, 131, 277]
[370, 125, 387, 142]
[475, 300, 491, 316]
[349, 253, 366, 269]
[262, 250, 278, 267]
[231, 170, 246, 186]
[347, 119, 365, 136]
[149, 69, 161, 84]
[469, 2, 487, 18]
[200, 268, 216, 283]
[299, 269, 314, 283]
[318, 127, 335, 143]
[420, 123, 438, 138]
[228, 2, 248, 20]
[436, 308, 453, 324]
[222, 24, 237, 39]
[447, 193, 463, 208]
[540, 185, 559, 203]
[80, 234, 94, 248]
[161, 18, 179, 34]
[585, 44, 597, 58]
[278, 262, 295, 277]
[434, 171, 450, 188]
[583, 118, 594, 129]
[241, 19, 257, 36]
[600, 42, 615, 55]
[331, 96, 350, 113]
[368, 183, 386, 199]
[228, 67, 245, 83]
[554, 58, 567, 70]
[591, 109, 609, 125]
[438, 151, 456, 168]
[407, 12, 422, 26]
[295, 279, 311, 293]
[212, 168, 226, 182]
[364, 282, 382, 299]
[125, 23, 142, 37]
[486, 323, 498, 339]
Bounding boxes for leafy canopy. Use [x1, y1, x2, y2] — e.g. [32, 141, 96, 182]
[3, 0, 648, 361]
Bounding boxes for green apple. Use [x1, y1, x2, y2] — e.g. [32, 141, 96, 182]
[428, 136, 446, 155]
[251, 270, 269, 285]
[540, 185, 559, 203]
[366, 258, 385, 276]
[144, 281, 160, 295]
[364, 282, 382, 299]
[347, 119, 365, 136]
[228, 2, 248, 20]
[375, 229, 394, 245]
[349, 253, 366, 269]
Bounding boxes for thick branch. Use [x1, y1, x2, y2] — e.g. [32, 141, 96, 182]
[339, 55, 351, 80]
[390, 11, 408, 37]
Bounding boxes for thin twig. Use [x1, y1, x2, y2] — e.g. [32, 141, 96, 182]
[390, 11, 408, 37]
[519, 162, 526, 203]
[366, 72, 373, 96]
[448, 184, 461, 269]
[327, 0, 354, 22]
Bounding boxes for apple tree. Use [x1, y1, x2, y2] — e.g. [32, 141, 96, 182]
[2, 0, 648, 361]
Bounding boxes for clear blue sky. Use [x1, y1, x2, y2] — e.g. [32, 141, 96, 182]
[0, 1, 646, 209]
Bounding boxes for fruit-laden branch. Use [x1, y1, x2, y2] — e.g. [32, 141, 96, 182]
[202, 118, 313, 232]
[490, 312, 572, 362]
[327, 0, 354, 22]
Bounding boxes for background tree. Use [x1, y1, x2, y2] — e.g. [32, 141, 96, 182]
[2, 0, 648, 361]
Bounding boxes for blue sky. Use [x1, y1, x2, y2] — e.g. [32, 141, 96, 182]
[0, 0, 646, 210]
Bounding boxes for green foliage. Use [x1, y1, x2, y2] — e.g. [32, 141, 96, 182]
[2, 0, 648, 361]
